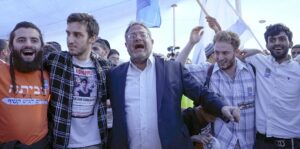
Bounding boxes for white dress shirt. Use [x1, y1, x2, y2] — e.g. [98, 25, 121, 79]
[125, 55, 162, 149]
[246, 54, 300, 138]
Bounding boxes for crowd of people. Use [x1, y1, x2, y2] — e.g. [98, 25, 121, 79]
[0, 12, 299, 149]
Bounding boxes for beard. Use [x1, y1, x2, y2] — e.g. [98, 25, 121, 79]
[218, 57, 235, 71]
[11, 48, 43, 72]
[128, 49, 151, 65]
[270, 48, 289, 61]
[268, 43, 290, 61]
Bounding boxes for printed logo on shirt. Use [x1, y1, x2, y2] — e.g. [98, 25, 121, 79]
[247, 87, 253, 96]
[264, 68, 271, 78]
[8, 85, 49, 95]
[2, 98, 48, 105]
[72, 66, 97, 118]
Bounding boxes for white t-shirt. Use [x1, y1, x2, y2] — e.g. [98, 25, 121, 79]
[246, 54, 300, 138]
[68, 57, 101, 148]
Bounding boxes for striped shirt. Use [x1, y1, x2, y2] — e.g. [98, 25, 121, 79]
[186, 59, 256, 149]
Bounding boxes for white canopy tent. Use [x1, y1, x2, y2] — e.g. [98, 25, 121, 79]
[1, 0, 299, 60]
[0, 0, 202, 60]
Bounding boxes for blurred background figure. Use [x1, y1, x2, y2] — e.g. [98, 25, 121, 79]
[107, 49, 120, 66]
[295, 55, 300, 63]
[47, 41, 61, 51]
[291, 44, 300, 59]
[92, 38, 110, 59]
[0, 39, 9, 63]
[204, 43, 215, 63]
[43, 41, 62, 57]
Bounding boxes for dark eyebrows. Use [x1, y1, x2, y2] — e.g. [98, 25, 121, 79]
[269, 35, 287, 40]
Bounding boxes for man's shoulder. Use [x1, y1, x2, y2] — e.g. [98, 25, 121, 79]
[110, 61, 129, 74]
[47, 51, 70, 61]
[0, 59, 6, 64]
[288, 59, 300, 70]
[0, 60, 8, 67]
[0, 61, 9, 75]
[245, 53, 268, 62]
[93, 57, 112, 69]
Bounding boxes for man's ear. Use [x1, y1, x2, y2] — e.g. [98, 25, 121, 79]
[289, 41, 293, 48]
[89, 35, 97, 44]
[235, 48, 240, 54]
[265, 43, 271, 52]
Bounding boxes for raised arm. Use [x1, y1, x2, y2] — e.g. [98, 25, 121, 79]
[175, 26, 204, 64]
[206, 16, 222, 33]
[237, 48, 265, 62]
[176, 16, 222, 64]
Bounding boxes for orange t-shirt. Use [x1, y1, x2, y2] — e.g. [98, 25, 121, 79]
[0, 62, 50, 145]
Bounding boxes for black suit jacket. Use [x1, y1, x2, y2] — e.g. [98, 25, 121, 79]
[108, 56, 224, 149]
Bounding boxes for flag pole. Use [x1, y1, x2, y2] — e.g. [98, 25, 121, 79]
[171, 4, 177, 48]
[235, 0, 242, 17]
[225, 0, 264, 50]
[197, 0, 264, 50]
[195, 0, 209, 16]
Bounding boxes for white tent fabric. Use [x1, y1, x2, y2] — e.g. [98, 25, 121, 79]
[1, 0, 203, 60]
[1, 0, 300, 60]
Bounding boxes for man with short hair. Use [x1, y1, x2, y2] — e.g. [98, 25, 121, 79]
[46, 41, 62, 51]
[0, 39, 9, 63]
[291, 44, 300, 58]
[107, 49, 120, 65]
[43, 43, 58, 57]
[176, 28, 256, 149]
[204, 43, 215, 63]
[45, 13, 111, 149]
[0, 21, 50, 148]
[92, 38, 110, 59]
[242, 23, 300, 149]
[295, 55, 300, 63]
[109, 22, 240, 149]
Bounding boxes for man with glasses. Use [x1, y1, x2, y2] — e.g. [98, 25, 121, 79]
[108, 22, 241, 149]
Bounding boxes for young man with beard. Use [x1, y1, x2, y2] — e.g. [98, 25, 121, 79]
[0, 22, 50, 148]
[241, 24, 300, 149]
[44, 13, 111, 148]
[176, 28, 256, 149]
[108, 22, 241, 149]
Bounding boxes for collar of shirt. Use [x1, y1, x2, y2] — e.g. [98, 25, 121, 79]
[212, 58, 250, 74]
[72, 56, 94, 67]
[269, 54, 292, 64]
[129, 54, 155, 71]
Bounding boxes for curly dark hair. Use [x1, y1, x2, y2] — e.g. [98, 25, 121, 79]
[264, 23, 293, 43]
